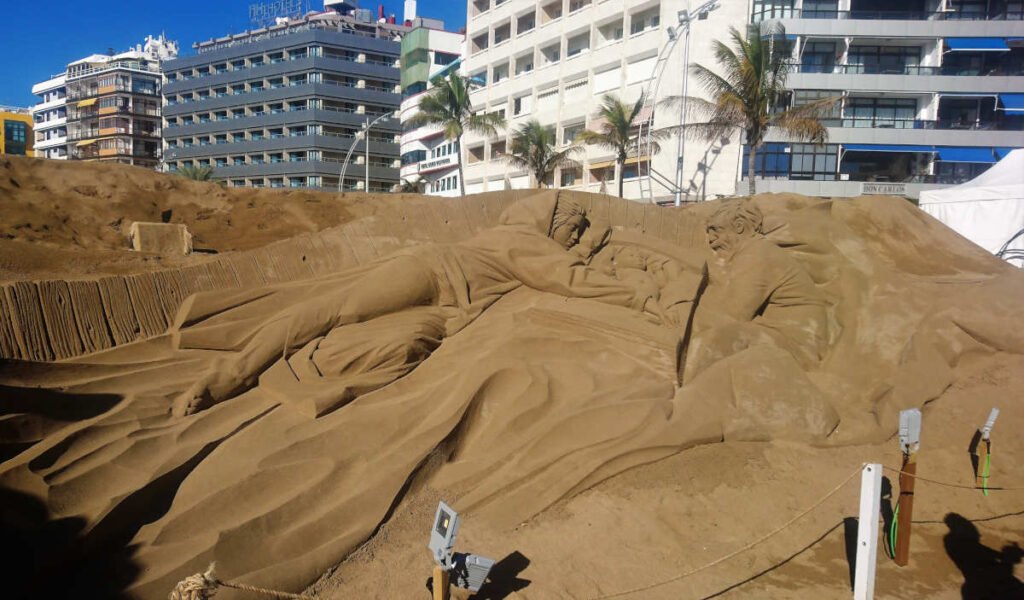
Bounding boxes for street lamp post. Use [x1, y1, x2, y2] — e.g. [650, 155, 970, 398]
[338, 110, 394, 193]
[673, 1, 719, 207]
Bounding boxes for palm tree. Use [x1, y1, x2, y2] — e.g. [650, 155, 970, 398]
[662, 22, 839, 196]
[578, 93, 668, 198]
[177, 164, 215, 181]
[395, 177, 427, 193]
[504, 119, 582, 188]
[405, 73, 506, 196]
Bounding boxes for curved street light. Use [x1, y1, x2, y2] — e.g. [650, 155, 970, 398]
[337, 110, 395, 193]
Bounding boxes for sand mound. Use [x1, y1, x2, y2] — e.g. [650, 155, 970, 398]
[0, 156, 402, 280]
[0, 181, 1022, 599]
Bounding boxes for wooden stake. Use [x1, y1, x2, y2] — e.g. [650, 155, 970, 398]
[894, 453, 917, 567]
[432, 565, 450, 600]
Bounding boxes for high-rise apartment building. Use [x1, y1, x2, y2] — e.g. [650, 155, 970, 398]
[398, 18, 465, 196]
[749, 0, 1024, 197]
[161, 5, 407, 191]
[463, 0, 1022, 201]
[460, 0, 744, 201]
[0, 108, 33, 156]
[31, 76, 68, 160]
[64, 36, 178, 168]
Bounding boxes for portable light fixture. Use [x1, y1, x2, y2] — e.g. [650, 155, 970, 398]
[428, 501, 495, 593]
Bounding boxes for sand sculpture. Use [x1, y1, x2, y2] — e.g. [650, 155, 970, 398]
[1, 189, 1023, 598]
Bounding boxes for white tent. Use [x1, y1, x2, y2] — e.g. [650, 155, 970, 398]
[919, 149, 1024, 267]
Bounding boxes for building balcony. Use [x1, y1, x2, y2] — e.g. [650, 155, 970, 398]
[787, 62, 1024, 77]
[786, 71, 1021, 93]
[754, 7, 1024, 22]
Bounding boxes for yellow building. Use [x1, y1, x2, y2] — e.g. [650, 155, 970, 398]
[0, 109, 33, 156]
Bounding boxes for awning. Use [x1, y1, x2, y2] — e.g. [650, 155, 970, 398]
[588, 156, 649, 170]
[936, 147, 996, 163]
[76, 98, 98, 107]
[945, 38, 1010, 52]
[997, 94, 1024, 113]
[995, 147, 1019, 160]
[843, 144, 935, 153]
[76, 139, 97, 147]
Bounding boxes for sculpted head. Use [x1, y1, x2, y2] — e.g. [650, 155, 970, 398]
[550, 199, 588, 249]
[613, 246, 647, 271]
[706, 201, 763, 258]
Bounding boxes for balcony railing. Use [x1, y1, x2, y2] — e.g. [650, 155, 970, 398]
[789, 63, 1024, 76]
[824, 117, 1023, 131]
[755, 8, 1024, 21]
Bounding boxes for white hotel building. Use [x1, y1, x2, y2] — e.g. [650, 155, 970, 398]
[398, 17, 466, 196]
[31, 75, 69, 160]
[461, 0, 1023, 201]
[460, 0, 747, 201]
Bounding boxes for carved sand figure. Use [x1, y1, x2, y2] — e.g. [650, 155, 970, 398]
[173, 194, 660, 417]
[1, 184, 1023, 599]
[685, 200, 829, 381]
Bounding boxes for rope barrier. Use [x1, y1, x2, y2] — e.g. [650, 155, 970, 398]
[170, 563, 315, 600]
[585, 465, 864, 600]
[881, 466, 1024, 492]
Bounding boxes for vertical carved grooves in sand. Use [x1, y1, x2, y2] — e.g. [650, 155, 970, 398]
[0, 191, 698, 363]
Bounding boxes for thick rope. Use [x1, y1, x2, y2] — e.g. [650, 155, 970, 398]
[881, 465, 1024, 492]
[585, 465, 863, 600]
[169, 563, 315, 600]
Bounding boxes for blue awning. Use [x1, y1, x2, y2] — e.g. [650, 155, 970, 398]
[844, 144, 934, 153]
[995, 147, 1019, 159]
[945, 38, 1010, 52]
[998, 94, 1024, 113]
[936, 148, 996, 163]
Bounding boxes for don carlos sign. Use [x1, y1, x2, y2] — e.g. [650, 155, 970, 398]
[861, 182, 908, 196]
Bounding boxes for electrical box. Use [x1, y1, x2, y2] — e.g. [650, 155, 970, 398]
[452, 553, 495, 592]
[898, 408, 922, 454]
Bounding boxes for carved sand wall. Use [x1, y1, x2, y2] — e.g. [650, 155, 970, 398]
[0, 191, 707, 362]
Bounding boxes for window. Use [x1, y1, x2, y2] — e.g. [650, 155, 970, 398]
[569, 0, 591, 12]
[513, 95, 532, 115]
[494, 22, 511, 45]
[567, 32, 590, 57]
[515, 54, 534, 76]
[630, 7, 660, 35]
[517, 12, 535, 34]
[472, 33, 489, 54]
[742, 142, 790, 178]
[844, 97, 917, 127]
[233, 155, 246, 165]
[541, 1, 562, 23]
[562, 123, 584, 144]
[789, 144, 838, 181]
[540, 43, 560, 66]
[848, 45, 921, 75]
[493, 63, 510, 83]
[598, 20, 624, 46]
[561, 166, 582, 186]
[434, 52, 458, 65]
[800, 42, 837, 73]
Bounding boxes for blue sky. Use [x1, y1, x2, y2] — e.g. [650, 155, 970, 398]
[0, 0, 465, 108]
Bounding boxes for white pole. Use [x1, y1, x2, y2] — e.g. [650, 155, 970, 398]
[674, 19, 691, 207]
[854, 463, 882, 600]
[365, 115, 370, 192]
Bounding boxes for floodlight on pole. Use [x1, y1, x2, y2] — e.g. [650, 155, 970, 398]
[427, 501, 495, 596]
[337, 110, 394, 193]
[673, 0, 720, 207]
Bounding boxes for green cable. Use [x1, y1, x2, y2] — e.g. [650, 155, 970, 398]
[982, 452, 991, 497]
[889, 503, 899, 559]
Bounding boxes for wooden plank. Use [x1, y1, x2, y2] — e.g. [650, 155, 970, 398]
[36, 279, 86, 359]
[67, 280, 114, 355]
[607, 195, 628, 230]
[98, 276, 141, 346]
[125, 272, 169, 338]
[340, 221, 378, 265]
[317, 229, 360, 270]
[0, 287, 25, 360]
[152, 270, 190, 325]
[226, 253, 265, 287]
[457, 195, 490, 235]
[641, 204, 663, 240]
[7, 281, 54, 362]
[625, 201, 646, 233]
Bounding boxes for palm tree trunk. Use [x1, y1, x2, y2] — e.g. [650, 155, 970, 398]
[747, 144, 758, 197]
[457, 134, 466, 196]
[617, 159, 624, 198]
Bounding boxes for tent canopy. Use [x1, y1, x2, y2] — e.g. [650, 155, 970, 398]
[919, 149, 1024, 262]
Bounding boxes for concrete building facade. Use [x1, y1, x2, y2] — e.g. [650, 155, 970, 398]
[398, 19, 465, 196]
[460, 0, 746, 201]
[31, 76, 68, 160]
[0, 108, 33, 156]
[750, 0, 1024, 198]
[161, 8, 407, 191]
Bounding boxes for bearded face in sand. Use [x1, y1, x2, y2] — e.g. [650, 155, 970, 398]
[706, 201, 763, 261]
